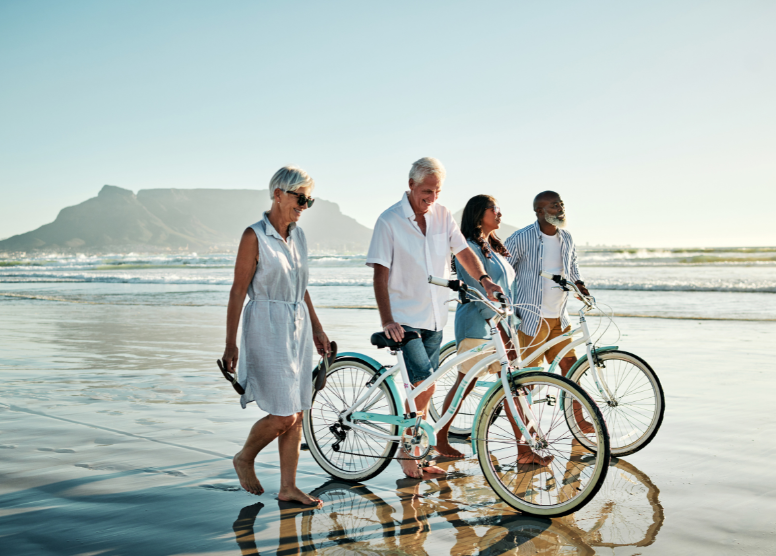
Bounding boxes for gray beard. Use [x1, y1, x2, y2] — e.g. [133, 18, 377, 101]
[545, 213, 567, 229]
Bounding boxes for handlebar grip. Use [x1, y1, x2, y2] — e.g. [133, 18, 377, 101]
[540, 271, 566, 286]
[428, 275, 466, 292]
[428, 275, 449, 287]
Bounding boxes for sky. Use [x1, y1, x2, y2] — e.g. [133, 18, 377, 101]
[1, 0, 774, 247]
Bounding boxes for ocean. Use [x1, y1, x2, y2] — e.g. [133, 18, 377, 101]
[2, 247, 774, 322]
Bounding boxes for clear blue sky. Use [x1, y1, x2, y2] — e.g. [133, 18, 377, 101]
[1, 1, 774, 247]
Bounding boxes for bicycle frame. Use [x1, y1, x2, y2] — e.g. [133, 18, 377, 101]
[340, 315, 548, 450]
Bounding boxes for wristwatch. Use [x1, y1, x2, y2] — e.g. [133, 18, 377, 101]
[478, 274, 491, 285]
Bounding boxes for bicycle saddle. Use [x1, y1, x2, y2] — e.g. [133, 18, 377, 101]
[370, 330, 421, 349]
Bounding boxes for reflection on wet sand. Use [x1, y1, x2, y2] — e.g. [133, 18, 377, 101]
[231, 457, 663, 555]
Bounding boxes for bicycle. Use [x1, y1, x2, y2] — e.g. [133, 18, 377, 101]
[302, 275, 611, 517]
[430, 271, 665, 457]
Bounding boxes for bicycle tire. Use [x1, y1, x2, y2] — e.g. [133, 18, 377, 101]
[475, 371, 610, 517]
[429, 341, 493, 437]
[302, 358, 400, 481]
[568, 350, 664, 457]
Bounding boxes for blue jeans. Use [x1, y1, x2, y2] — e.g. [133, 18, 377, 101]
[401, 326, 444, 385]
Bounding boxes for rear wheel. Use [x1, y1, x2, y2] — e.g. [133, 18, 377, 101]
[303, 358, 400, 481]
[568, 350, 664, 457]
[475, 371, 610, 517]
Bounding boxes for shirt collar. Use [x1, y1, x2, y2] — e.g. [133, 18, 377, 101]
[263, 211, 295, 240]
[400, 192, 415, 219]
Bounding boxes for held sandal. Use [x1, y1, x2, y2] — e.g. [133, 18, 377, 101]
[217, 359, 245, 395]
[313, 341, 338, 392]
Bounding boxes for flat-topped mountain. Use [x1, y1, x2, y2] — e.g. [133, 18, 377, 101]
[0, 185, 372, 253]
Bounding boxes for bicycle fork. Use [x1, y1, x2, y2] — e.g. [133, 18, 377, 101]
[580, 315, 616, 405]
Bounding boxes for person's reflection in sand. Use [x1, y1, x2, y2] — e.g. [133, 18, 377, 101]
[232, 499, 323, 556]
[232, 502, 265, 555]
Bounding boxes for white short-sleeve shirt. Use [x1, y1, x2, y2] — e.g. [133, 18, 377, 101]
[366, 193, 469, 331]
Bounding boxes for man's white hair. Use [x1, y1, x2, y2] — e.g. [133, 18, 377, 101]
[409, 157, 446, 184]
[268, 166, 315, 200]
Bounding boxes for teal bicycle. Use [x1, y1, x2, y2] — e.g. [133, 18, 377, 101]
[429, 272, 665, 457]
[303, 276, 611, 517]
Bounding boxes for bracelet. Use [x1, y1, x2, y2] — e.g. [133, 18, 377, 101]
[478, 274, 491, 285]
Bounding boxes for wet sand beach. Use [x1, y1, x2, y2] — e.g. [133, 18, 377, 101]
[1, 298, 775, 555]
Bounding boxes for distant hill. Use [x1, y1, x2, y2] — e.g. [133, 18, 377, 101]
[0, 185, 372, 253]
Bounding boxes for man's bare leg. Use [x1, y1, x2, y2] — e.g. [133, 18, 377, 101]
[503, 395, 554, 466]
[436, 372, 478, 458]
[400, 381, 446, 478]
[277, 412, 322, 506]
[234, 413, 297, 495]
[560, 356, 595, 434]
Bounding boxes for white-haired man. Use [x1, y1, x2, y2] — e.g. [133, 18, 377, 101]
[367, 157, 503, 478]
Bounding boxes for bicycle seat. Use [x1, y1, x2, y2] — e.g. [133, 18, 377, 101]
[370, 330, 421, 349]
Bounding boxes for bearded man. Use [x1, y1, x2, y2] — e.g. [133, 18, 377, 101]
[504, 191, 590, 377]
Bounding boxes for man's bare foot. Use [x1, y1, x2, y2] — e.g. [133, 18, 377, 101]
[400, 457, 423, 479]
[278, 486, 323, 506]
[435, 438, 464, 459]
[516, 445, 555, 467]
[233, 450, 264, 495]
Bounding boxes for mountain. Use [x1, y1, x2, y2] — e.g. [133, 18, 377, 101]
[0, 185, 372, 253]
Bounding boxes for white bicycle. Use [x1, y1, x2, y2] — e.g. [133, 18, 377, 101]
[303, 276, 611, 517]
[430, 272, 665, 457]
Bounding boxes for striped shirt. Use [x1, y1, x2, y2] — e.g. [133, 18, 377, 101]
[504, 221, 583, 336]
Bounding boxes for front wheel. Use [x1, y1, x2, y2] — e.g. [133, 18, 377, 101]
[475, 371, 610, 517]
[568, 350, 664, 457]
[302, 358, 400, 482]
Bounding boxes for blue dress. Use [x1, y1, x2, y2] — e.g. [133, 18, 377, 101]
[454, 239, 517, 346]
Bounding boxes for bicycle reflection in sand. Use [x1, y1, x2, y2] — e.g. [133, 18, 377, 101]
[231, 453, 663, 555]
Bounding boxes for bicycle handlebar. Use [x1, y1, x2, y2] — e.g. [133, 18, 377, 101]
[539, 271, 594, 308]
[427, 275, 508, 316]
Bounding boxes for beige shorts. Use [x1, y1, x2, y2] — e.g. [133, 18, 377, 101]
[517, 318, 576, 368]
[458, 338, 501, 375]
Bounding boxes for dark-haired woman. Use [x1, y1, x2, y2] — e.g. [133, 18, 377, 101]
[435, 195, 552, 466]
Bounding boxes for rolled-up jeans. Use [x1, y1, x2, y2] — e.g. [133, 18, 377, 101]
[400, 325, 444, 385]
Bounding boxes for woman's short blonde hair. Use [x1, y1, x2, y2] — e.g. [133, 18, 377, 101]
[269, 166, 315, 200]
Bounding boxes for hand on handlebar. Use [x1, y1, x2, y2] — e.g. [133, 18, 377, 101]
[382, 321, 405, 342]
[575, 282, 590, 297]
[481, 277, 504, 301]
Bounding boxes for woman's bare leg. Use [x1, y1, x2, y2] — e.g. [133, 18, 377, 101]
[233, 413, 297, 495]
[435, 372, 478, 458]
[277, 412, 322, 505]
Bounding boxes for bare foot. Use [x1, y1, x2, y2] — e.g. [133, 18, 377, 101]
[278, 486, 323, 506]
[233, 450, 264, 495]
[420, 461, 446, 475]
[435, 439, 464, 459]
[517, 445, 554, 467]
[400, 457, 423, 479]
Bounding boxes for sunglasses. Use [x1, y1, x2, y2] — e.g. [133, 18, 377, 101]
[488, 205, 502, 216]
[286, 190, 315, 208]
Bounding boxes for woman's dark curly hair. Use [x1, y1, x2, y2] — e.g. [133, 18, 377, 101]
[460, 194, 510, 259]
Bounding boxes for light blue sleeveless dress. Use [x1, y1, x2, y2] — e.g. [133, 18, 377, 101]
[236, 213, 314, 416]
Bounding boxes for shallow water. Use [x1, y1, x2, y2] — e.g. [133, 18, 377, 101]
[1, 293, 775, 555]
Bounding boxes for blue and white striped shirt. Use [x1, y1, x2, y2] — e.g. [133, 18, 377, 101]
[504, 221, 583, 336]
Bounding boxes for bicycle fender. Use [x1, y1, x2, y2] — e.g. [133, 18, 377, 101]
[336, 352, 403, 413]
[565, 346, 619, 377]
[469, 367, 544, 455]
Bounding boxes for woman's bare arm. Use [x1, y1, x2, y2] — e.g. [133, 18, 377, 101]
[222, 228, 259, 373]
[304, 290, 331, 356]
